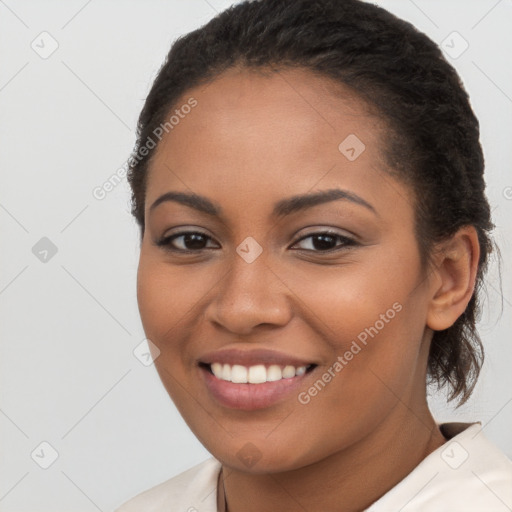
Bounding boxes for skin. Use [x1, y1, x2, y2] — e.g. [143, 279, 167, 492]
[136, 66, 480, 511]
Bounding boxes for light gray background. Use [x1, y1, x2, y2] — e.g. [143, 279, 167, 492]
[0, 0, 511, 510]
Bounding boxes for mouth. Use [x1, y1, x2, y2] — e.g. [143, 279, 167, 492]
[199, 362, 317, 383]
[197, 349, 318, 410]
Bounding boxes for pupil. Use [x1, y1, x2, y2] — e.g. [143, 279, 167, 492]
[313, 234, 335, 250]
[185, 233, 206, 249]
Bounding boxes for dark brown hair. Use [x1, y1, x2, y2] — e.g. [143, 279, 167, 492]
[127, 0, 496, 405]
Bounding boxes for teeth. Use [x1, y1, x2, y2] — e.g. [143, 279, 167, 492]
[221, 363, 231, 381]
[282, 365, 296, 378]
[267, 364, 282, 382]
[208, 363, 309, 383]
[211, 363, 223, 379]
[231, 364, 247, 383]
[295, 366, 306, 376]
[248, 364, 267, 384]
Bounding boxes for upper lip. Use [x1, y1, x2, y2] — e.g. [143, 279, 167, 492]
[198, 348, 316, 368]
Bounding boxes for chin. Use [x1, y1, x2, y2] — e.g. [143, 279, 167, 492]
[206, 436, 320, 475]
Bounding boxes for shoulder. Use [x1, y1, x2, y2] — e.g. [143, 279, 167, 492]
[114, 457, 222, 512]
[367, 422, 512, 512]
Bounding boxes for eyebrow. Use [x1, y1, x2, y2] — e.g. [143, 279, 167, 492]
[149, 188, 378, 218]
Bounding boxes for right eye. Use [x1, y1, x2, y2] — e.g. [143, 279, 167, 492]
[156, 231, 221, 253]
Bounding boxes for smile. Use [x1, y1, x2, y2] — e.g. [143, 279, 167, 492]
[205, 362, 314, 383]
[197, 348, 318, 410]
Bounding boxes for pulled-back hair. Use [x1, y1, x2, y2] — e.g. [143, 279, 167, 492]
[127, 0, 495, 405]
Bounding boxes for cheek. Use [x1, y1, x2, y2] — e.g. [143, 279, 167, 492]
[136, 254, 210, 342]
[278, 254, 410, 347]
[136, 258, 200, 405]
[286, 247, 427, 399]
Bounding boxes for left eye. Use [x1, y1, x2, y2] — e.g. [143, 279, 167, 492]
[291, 232, 357, 252]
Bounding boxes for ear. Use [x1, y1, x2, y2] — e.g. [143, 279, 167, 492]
[426, 226, 480, 331]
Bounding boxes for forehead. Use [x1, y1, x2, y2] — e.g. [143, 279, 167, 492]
[144, 66, 410, 220]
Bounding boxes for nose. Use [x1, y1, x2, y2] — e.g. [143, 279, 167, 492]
[205, 252, 293, 336]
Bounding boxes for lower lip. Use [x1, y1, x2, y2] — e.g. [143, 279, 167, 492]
[199, 365, 314, 410]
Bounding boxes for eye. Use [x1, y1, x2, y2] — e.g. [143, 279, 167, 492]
[290, 231, 358, 252]
[156, 231, 219, 252]
[155, 229, 358, 254]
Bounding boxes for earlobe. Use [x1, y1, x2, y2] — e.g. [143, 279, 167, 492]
[426, 226, 480, 332]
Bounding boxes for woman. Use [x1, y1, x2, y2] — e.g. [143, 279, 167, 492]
[115, 0, 512, 510]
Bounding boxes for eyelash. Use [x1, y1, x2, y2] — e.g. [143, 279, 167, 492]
[155, 229, 359, 254]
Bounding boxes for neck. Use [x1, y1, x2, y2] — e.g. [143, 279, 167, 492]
[219, 401, 446, 512]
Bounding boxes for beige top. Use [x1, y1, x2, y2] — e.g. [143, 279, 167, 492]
[115, 422, 512, 511]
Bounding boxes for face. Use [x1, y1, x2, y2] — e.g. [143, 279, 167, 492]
[137, 67, 434, 473]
